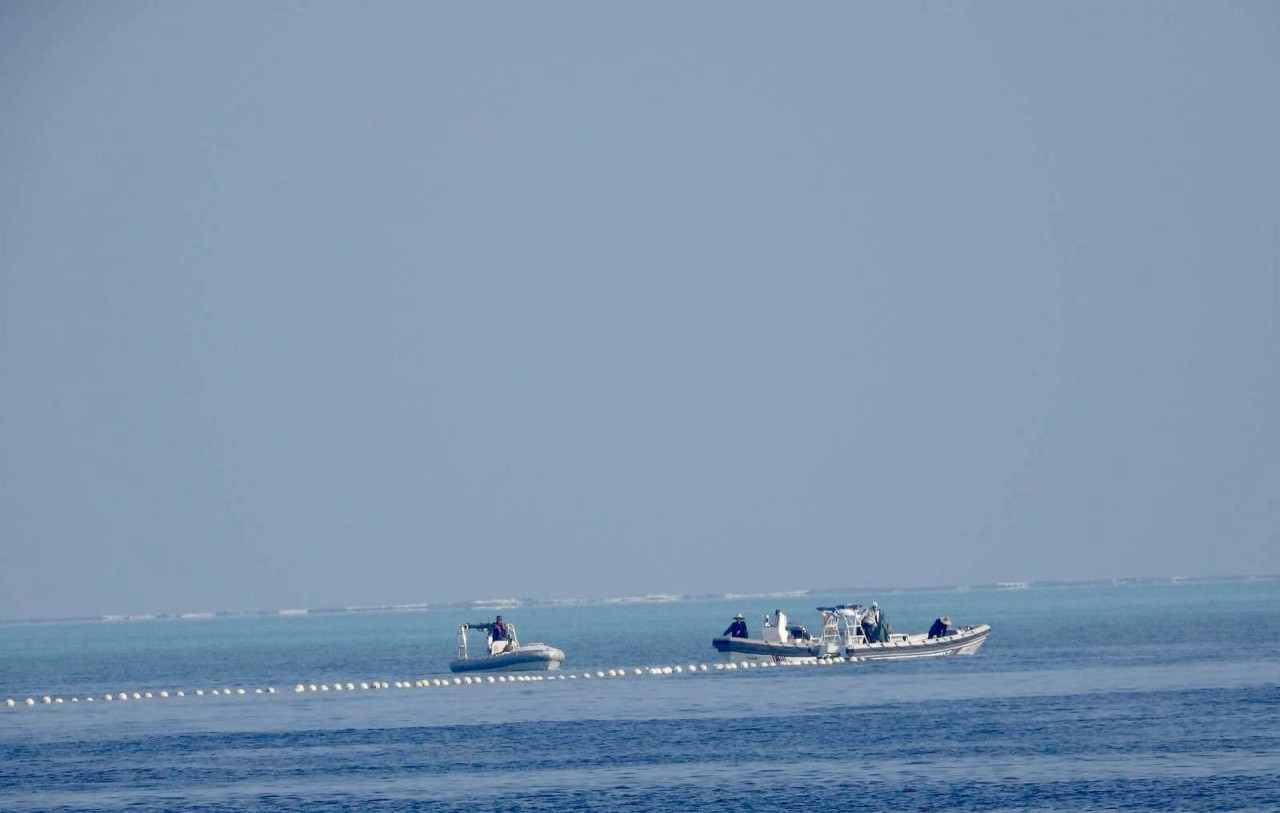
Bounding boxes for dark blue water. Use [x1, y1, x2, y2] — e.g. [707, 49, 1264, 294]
[3, 582, 1279, 811]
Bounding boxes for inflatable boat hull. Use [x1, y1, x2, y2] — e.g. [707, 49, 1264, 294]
[449, 644, 566, 673]
[714, 624, 991, 664]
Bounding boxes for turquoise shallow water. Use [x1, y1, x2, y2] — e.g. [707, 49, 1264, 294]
[3, 581, 1279, 811]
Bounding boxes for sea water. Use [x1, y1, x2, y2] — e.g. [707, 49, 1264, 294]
[2, 581, 1278, 811]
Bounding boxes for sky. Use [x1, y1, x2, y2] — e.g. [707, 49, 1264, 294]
[1, 2, 1277, 620]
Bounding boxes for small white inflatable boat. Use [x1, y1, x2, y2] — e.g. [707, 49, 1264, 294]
[449, 621, 565, 674]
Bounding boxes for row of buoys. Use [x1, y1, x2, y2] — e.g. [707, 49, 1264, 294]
[5, 655, 864, 711]
[3, 687, 279, 708]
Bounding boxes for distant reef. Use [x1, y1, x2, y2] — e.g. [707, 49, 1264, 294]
[2, 574, 1274, 625]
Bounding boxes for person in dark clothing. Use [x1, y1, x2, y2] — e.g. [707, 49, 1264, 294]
[723, 613, 749, 638]
[491, 616, 509, 641]
[928, 616, 951, 639]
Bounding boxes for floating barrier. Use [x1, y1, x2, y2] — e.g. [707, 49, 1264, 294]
[3, 654, 883, 713]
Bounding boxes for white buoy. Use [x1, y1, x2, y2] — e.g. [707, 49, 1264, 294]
[196, 689, 205, 696]
[267, 687, 276, 694]
[55, 698, 64, 704]
[26, 698, 35, 706]
[254, 688, 263, 694]
[176, 691, 185, 697]
[486, 676, 495, 683]
[673, 666, 683, 673]
[86, 697, 94, 702]
[295, 684, 305, 693]
[360, 682, 370, 690]
[237, 688, 246, 695]
[143, 692, 153, 699]
[103, 694, 113, 701]
[4, 698, 14, 708]
[71, 698, 79, 703]
[159, 691, 169, 698]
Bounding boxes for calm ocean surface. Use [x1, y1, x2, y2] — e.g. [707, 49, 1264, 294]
[3, 581, 1279, 812]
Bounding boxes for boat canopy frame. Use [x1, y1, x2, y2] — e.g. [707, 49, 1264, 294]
[455, 621, 520, 662]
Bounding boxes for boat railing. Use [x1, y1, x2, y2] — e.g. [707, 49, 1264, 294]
[491, 624, 520, 654]
[456, 625, 469, 661]
[457, 621, 522, 661]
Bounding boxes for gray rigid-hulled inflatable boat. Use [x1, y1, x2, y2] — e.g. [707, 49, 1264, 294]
[713, 604, 990, 663]
[449, 621, 565, 673]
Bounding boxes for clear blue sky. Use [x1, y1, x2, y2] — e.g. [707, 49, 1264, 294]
[2, 2, 1277, 619]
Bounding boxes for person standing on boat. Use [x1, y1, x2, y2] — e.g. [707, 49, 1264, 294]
[928, 616, 951, 639]
[491, 616, 510, 642]
[723, 613, 749, 638]
[861, 603, 880, 641]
